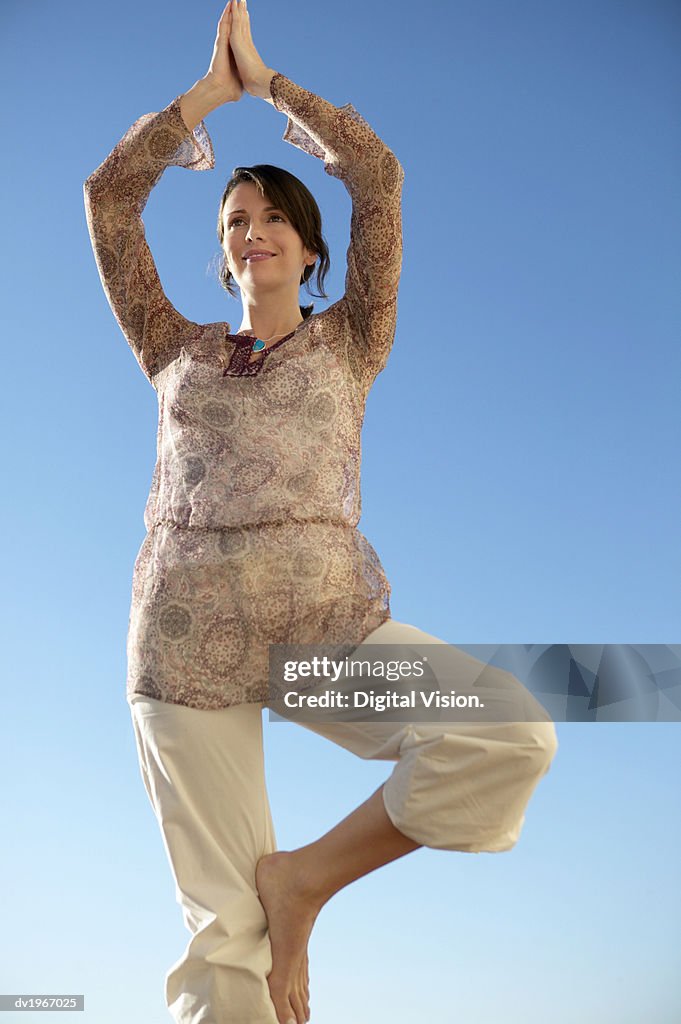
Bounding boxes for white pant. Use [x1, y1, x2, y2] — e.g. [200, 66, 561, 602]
[127, 619, 558, 1023]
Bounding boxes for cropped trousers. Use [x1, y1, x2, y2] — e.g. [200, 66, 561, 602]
[127, 618, 558, 1024]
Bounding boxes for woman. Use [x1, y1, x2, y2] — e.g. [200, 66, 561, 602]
[84, 3, 558, 1023]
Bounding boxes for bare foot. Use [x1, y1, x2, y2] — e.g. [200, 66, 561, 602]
[256, 851, 321, 1024]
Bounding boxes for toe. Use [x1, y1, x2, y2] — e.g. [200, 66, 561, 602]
[269, 980, 294, 1024]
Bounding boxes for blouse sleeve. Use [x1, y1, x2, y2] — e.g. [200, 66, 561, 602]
[83, 95, 215, 384]
[269, 71, 404, 393]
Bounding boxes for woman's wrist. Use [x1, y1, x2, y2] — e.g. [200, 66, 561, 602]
[179, 76, 235, 132]
[248, 67, 277, 102]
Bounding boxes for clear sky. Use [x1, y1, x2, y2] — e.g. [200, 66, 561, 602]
[1, 0, 680, 1021]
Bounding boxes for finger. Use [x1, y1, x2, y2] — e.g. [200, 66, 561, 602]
[218, 0, 231, 28]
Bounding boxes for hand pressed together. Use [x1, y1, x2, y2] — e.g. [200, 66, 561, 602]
[204, 0, 274, 102]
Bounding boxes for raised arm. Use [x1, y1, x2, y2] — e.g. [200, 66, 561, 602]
[264, 71, 405, 393]
[83, 5, 249, 384]
[82, 88, 220, 384]
[219, 1, 405, 393]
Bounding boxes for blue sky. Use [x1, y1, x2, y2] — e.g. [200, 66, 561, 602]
[1, 0, 680, 1021]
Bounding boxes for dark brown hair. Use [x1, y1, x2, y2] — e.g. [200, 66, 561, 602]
[215, 164, 330, 319]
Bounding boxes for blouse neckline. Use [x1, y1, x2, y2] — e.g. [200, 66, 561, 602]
[222, 313, 319, 376]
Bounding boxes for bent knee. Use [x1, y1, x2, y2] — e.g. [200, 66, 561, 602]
[404, 718, 558, 778]
[519, 719, 559, 776]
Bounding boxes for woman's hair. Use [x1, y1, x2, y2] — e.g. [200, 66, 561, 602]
[215, 164, 330, 319]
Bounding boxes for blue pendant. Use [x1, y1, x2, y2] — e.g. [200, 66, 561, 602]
[252, 338, 266, 352]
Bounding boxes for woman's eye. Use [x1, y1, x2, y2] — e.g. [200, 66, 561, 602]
[229, 214, 284, 228]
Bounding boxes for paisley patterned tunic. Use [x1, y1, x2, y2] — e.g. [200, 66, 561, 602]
[83, 71, 404, 710]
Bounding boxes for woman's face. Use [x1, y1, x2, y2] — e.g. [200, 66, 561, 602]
[221, 181, 316, 297]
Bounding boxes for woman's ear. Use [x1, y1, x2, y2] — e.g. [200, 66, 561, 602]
[300, 252, 316, 282]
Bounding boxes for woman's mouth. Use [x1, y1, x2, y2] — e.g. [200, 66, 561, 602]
[245, 254, 274, 262]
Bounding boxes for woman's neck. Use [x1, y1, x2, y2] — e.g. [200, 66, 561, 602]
[237, 300, 305, 341]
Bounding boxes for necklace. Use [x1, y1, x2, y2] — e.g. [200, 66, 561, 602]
[240, 322, 304, 353]
[221, 319, 307, 374]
